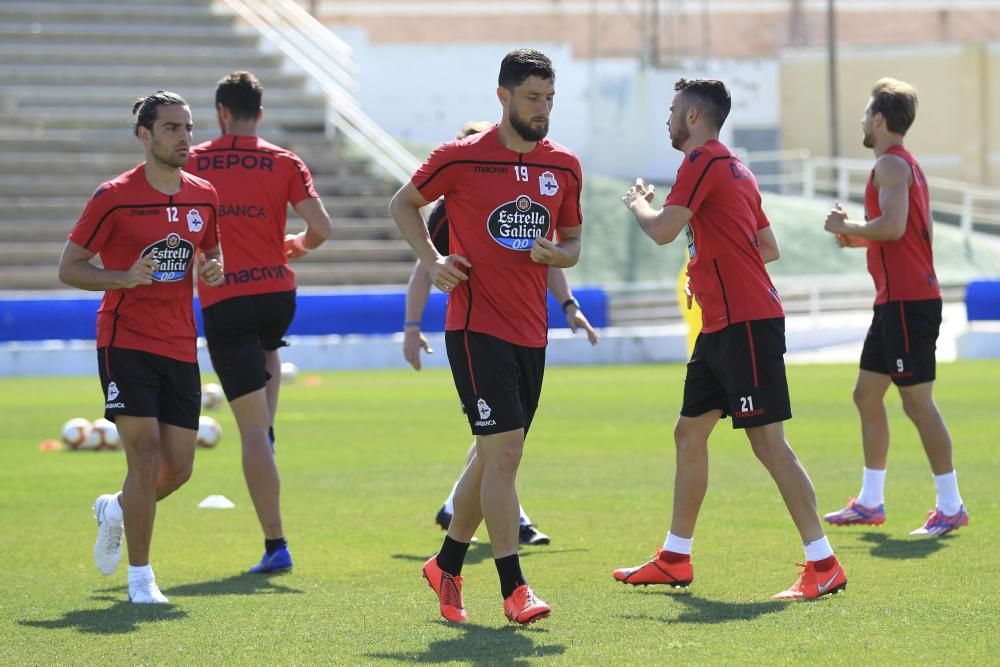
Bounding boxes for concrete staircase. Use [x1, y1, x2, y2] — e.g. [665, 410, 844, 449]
[0, 0, 413, 290]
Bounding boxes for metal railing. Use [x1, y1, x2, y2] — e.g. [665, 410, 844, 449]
[220, 0, 420, 184]
[741, 150, 1000, 252]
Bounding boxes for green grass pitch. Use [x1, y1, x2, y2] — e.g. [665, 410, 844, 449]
[1, 362, 997, 665]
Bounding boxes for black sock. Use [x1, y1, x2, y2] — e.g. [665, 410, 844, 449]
[436, 535, 470, 576]
[495, 554, 526, 599]
[268, 426, 275, 446]
[265, 537, 287, 554]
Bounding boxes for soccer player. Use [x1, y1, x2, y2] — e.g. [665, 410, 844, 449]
[404, 121, 598, 548]
[188, 71, 332, 573]
[59, 91, 224, 604]
[822, 78, 968, 536]
[390, 49, 584, 624]
[613, 79, 847, 600]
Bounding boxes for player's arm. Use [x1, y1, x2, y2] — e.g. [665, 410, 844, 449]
[756, 225, 780, 264]
[58, 240, 158, 291]
[390, 181, 470, 289]
[403, 259, 434, 370]
[285, 197, 333, 260]
[531, 224, 581, 268]
[622, 178, 693, 245]
[547, 266, 599, 345]
[824, 155, 909, 242]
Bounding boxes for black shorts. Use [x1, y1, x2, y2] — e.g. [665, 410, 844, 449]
[859, 299, 941, 386]
[445, 330, 545, 436]
[202, 290, 296, 401]
[681, 317, 792, 429]
[97, 346, 200, 430]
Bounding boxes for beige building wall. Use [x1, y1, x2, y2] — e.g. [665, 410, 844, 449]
[781, 43, 999, 185]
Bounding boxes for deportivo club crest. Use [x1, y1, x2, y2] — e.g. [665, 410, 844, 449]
[538, 171, 559, 196]
[106, 381, 119, 401]
[486, 195, 551, 251]
[186, 208, 205, 232]
[477, 398, 492, 420]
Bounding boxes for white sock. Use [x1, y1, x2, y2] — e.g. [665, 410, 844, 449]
[803, 536, 834, 562]
[519, 506, 531, 527]
[106, 491, 124, 523]
[127, 564, 153, 585]
[934, 471, 963, 515]
[858, 468, 886, 507]
[443, 482, 458, 515]
[663, 532, 693, 555]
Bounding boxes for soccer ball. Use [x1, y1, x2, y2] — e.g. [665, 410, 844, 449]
[61, 418, 92, 450]
[86, 417, 121, 451]
[201, 382, 224, 410]
[197, 415, 222, 448]
[280, 361, 298, 383]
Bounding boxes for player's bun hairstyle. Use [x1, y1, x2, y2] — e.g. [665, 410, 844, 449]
[870, 78, 918, 136]
[498, 49, 555, 90]
[131, 91, 187, 137]
[215, 70, 263, 121]
[674, 78, 732, 131]
[456, 120, 492, 140]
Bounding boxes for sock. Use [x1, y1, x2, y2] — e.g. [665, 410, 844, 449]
[435, 535, 470, 576]
[268, 426, 275, 446]
[803, 536, 834, 562]
[265, 538, 287, 554]
[443, 482, 459, 515]
[518, 506, 532, 527]
[106, 491, 124, 523]
[662, 532, 693, 555]
[934, 471, 963, 515]
[494, 554, 526, 599]
[127, 564, 153, 585]
[858, 467, 887, 507]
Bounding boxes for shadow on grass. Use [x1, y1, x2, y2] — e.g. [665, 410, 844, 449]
[18, 599, 187, 635]
[393, 543, 588, 568]
[369, 621, 565, 666]
[858, 531, 950, 560]
[163, 571, 304, 597]
[621, 592, 787, 625]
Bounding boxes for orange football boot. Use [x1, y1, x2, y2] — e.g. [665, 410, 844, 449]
[612, 549, 693, 588]
[503, 585, 551, 625]
[773, 557, 847, 600]
[421, 555, 467, 622]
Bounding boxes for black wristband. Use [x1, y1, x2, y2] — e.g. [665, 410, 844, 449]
[561, 297, 580, 312]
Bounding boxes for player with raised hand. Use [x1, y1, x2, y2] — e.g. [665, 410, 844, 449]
[188, 71, 332, 574]
[822, 78, 968, 536]
[613, 78, 847, 601]
[391, 49, 584, 625]
[59, 91, 223, 604]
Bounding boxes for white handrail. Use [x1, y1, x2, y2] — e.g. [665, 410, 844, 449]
[220, 0, 420, 185]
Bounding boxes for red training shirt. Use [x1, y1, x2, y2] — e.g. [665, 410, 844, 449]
[68, 164, 220, 362]
[188, 135, 319, 307]
[412, 125, 583, 347]
[863, 145, 940, 304]
[664, 140, 783, 333]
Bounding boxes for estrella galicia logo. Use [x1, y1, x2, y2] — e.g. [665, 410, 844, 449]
[486, 195, 551, 251]
[141, 233, 194, 282]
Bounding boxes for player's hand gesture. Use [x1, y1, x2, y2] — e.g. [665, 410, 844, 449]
[123, 250, 158, 288]
[427, 254, 471, 293]
[199, 255, 225, 287]
[824, 201, 848, 234]
[284, 232, 309, 260]
[530, 236, 561, 265]
[622, 178, 655, 210]
[564, 304, 599, 345]
[403, 329, 433, 370]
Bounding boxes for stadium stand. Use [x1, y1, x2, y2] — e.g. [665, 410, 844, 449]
[0, 0, 413, 289]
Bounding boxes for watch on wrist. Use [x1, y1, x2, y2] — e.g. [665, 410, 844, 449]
[561, 296, 580, 312]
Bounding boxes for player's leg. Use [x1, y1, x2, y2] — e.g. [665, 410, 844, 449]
[826, 308, 892, 526]
[436, 440, 477, 530]
[614, 331, 719, 588]
[155, 422, 196, 500]
[477, 427, 524, 560]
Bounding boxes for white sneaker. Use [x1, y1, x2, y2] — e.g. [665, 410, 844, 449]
[92, 493, 124, 576]
[129, 578, 169, 604]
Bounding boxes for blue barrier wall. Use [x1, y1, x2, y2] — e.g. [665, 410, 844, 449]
[0, 288, 608, 342]
[966, 280, 1000, 321]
